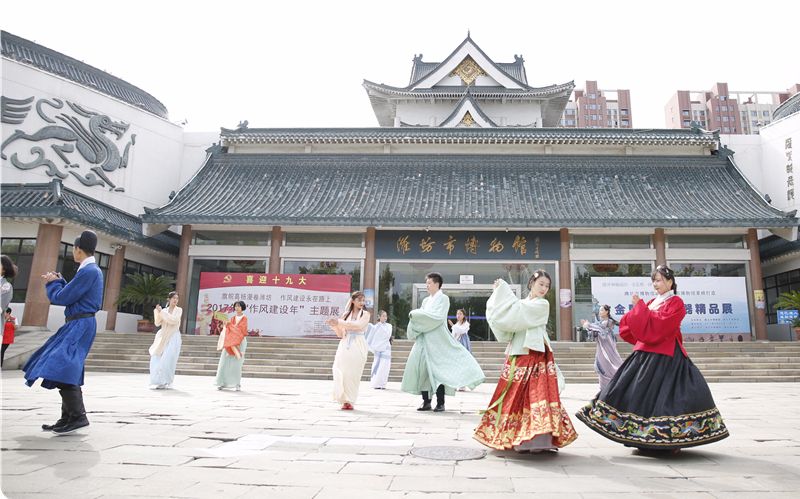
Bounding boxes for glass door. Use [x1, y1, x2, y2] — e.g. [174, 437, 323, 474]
[412, 283, 521, 341]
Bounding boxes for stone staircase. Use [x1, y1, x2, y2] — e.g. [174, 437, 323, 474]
[84, 332, 800, 383]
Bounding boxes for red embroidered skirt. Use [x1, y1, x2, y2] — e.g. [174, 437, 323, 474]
[474, 349, 578, 450]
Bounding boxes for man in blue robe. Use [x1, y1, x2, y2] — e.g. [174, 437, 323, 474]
[23, 230, 104, 435]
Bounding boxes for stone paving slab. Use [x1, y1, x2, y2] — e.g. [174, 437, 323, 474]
[2, 370, 799, 498]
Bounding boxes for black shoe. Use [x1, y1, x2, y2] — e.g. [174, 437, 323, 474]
[433, 404, 445, 412]
[417, 402, 432, 411]
[51, 415, 90, 435]
[42, 418, 67, 431]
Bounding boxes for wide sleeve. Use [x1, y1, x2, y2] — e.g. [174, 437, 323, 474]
[407, 294, 449, 340]
[619, 298, 685, 345]
[224, 315, 248, 348]
[486, 280, 549, 342]
[338, 310, 371, 332]
[154, 309, 163, 327]
[45, 274, 88, 306]
[159, 307, 182, 327]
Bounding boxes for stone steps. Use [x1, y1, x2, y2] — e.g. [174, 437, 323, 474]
[84, 332, 800, 383]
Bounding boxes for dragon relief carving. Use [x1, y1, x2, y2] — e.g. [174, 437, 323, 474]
[1, 96, 136, 192]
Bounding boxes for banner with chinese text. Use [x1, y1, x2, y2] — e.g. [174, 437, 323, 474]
[590, 276, 751, 342]
[194, 273, 351, 337]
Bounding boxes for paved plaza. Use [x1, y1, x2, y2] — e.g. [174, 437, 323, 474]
[1, 370, 799, 498]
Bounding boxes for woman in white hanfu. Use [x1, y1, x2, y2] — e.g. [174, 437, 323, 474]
[366, 310, 392, 389]
[148, 291, 183, 389]
[327, 291, 370, 410]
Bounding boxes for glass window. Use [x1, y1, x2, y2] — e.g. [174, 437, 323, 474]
[282, 260, 362, 292]
[572, 234, 651, 249]
[1, 238, 36, 302]
[667, 235, 744, 248]
[377, 261, 557, 341]
[192, 230, 270, 246]
[621, 120, 630, 126]
[751, 110, 758, 117]
[118, 259, 178, 314]
[682, 110, 690, 117]
[572, 262, 653, 341]
[671, 262, 746, 277]
[764, 268, 800, 324]
[284, 233, 363, 247]
[763, 110, 770, 117]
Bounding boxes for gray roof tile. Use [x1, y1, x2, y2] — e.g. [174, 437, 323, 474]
[1, 180, 179, 254]
[220, 126, 720, 147]
[1, 31, 168, 119]
[142, 153, 796, 229]
[773, 91, 800, 122]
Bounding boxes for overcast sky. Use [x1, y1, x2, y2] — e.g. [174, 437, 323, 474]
[4, 0, 798, 132]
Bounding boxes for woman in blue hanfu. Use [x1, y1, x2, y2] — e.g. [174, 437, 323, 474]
[365, 309, 392, 389]
[24, 230, 103, 435]
[148, 291, 183, 389]
[580, 304, 623, 393]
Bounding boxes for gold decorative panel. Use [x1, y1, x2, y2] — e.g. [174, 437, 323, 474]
[460, 111, 476, 127]
[450, 56, 486, 85]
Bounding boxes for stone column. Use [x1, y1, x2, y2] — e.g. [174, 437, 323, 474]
[559, 228, 573, 341]
[747, 229, 768, 341]
[22, 223, 63, 327]
[363, 227, 376, 311]
[103, 244, 126, 331]
[654, 228, 666, 266]
[269, 226, 282, 274]
[175, 225, 192, 332]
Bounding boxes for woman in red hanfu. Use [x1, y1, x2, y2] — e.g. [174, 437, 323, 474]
[474, 270, 578, 452]
[576, 265, 729, 452]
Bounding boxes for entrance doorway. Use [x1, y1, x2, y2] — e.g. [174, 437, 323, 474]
[412, 283, 522, 341]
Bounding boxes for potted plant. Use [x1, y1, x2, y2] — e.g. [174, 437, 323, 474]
[792, 317, 800, 341]
[774, 290, 800, 340]
[116, 273, 176, 332]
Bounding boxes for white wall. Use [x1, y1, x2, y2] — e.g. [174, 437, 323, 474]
[758, 112, 800, 214]
[8, 303, 143, 333]
[720, 134, 765, 192]
[1, 59, 203, 217]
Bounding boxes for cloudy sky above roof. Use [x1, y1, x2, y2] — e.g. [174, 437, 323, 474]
[5, 0, 798, 132]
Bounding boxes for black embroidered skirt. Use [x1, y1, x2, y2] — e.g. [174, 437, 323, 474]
[575, 343, 729, 449]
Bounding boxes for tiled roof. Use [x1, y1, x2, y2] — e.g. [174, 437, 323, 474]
[438, 91, 499, 127]
[364, 80, 574, 98]
[773, 91, 800, 122]
[141, 153, 796, 229]
[1, 31, 168, 119]
[220, 126, 719, 147]
[409, 57, 527, 86]
[759, 234, 800, 262]
[1, 180, 179, 254]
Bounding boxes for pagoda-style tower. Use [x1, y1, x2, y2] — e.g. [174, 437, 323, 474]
[363, 34, 574, 127]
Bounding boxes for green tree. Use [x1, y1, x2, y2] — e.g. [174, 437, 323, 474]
[775, 291, 800, 311]
[116, 273, 175, 321]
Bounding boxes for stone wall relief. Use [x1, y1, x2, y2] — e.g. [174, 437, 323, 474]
[1, 95, 136, 192]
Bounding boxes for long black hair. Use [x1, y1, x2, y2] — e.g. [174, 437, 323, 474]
[344, 291, 365, 321]
[599, 304, 619, 327]
[1, 255, 17, 280]
[652, 265, 678, 293]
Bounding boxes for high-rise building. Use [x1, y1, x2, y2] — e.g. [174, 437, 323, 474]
[560, 81, 632, 128]
[665, 83, 800, 134]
